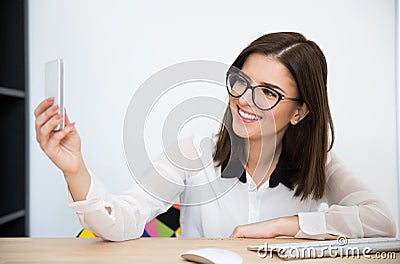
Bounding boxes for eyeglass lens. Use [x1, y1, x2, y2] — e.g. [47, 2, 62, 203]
[227, 72, 279, 110]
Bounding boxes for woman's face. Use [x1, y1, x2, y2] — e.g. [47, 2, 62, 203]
[229, 53, 306, 141]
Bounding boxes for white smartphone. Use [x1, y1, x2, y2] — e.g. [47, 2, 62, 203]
[45, 59, 65, 131]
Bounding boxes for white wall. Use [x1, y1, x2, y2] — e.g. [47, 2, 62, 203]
[29, 0, 398, 237]
[396, 0, 400, 237]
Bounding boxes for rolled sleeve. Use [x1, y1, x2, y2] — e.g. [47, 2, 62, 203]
[295, 206, 363, 240]
[295, 152, 396, 239]
[67, 171, 110, 212]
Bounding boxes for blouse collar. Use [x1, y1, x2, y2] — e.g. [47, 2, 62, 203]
[220, 151, 294, 190]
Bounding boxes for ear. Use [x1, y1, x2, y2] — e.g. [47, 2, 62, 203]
[290, 103, 309, 125]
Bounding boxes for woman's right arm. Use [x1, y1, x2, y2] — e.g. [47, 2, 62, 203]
[34, 97, 91, 202]
[34, 98, 186, 241]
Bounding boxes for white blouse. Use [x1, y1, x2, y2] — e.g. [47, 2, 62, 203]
[67, 137, 396, 241]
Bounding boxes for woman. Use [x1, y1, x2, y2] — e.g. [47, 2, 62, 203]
[34, 32, 396, 241]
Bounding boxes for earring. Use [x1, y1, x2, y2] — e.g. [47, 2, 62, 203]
[292, 120, 299, 125]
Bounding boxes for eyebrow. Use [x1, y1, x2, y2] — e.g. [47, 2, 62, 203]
[238, 70, 287, 95]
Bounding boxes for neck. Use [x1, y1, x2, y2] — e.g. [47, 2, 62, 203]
[245, 135, 283, 187]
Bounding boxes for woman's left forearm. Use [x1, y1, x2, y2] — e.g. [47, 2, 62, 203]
[275, 215, 300, 236]
[230, 215, 300, 238]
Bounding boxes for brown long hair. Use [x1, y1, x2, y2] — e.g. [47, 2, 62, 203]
[213, 32, 334, 200]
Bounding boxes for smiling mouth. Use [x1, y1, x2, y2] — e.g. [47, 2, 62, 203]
[236, 106, 261, 122]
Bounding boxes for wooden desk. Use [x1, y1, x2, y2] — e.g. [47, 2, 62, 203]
[0, 237, 398, 263]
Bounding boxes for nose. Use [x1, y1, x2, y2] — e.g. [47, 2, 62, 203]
[238, 88, 254, 107]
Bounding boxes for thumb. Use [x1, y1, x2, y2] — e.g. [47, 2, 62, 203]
[64, 108, 71, 126]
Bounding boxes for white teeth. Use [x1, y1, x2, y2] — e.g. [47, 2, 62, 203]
[238, 108, 259, 120]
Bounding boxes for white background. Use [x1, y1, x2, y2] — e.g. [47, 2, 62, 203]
[28, 0, 399, 237]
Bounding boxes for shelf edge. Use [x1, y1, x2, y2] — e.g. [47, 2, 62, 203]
[0, 87, 25, 98]
[0, 210, 25, 225]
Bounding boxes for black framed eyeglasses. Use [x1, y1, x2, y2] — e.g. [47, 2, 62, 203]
[226, 69, 302, 111]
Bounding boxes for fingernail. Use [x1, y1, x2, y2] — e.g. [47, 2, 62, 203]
[51, 105, 59, 111]
[47, 97, 55, 102]
[56, 113, 63, 119]
[67, 122, 75, 129]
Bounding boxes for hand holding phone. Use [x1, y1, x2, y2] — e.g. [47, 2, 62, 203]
[45, 59, 64, 131]
[36, 59, 90, 199]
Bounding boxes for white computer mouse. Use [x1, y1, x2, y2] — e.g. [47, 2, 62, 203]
[180, 247, 243, 264]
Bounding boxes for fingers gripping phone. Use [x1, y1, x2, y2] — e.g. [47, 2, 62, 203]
[45, 59, 65, 131]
